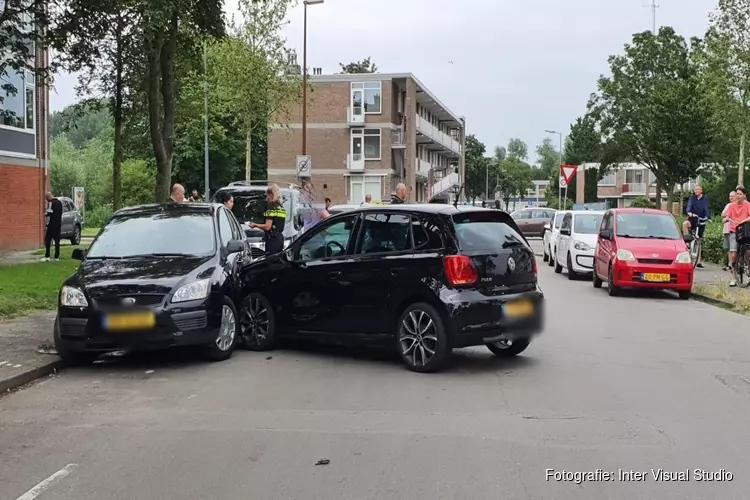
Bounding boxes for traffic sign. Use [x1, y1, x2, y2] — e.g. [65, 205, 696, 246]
[559, 176, 567, 188]
[560, 164, 578, 185]
[296, 155, 311, 179]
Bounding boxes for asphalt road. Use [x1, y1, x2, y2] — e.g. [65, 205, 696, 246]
[2, 254, 750, 499]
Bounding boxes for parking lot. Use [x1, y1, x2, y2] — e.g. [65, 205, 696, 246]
[2, 255, 750, 499]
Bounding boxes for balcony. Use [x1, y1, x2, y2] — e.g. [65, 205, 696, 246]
[430, 172, 460, 198]
[415, 115, 461, 155]
[347, 106, 364, 125]
[622, 183, 646, 195]
[392, 130, 405, 148]
[416, 158, 432, 178]
[347, 153, 365, 171]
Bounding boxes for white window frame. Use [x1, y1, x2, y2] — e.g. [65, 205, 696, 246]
[348, 175, 383, 204]
[625, 169, 645, 184]
[351, 81, 382, 115]
[351, 128, 381, 161]
[598, 171, 616, 186]
[0, 69, 35, 134]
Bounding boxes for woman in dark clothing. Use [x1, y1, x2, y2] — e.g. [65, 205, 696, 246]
[249, 184, 286, 255]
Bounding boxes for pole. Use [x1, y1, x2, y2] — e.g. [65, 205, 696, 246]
[485, 162, 489, 202]
[651, 0, 657, 34]
[203, 40, 210, 201]
[301, 2, 308, 155]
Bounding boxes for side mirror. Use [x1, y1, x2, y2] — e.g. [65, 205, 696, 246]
[599, 229, 611, 240]
[543, 223, 551, 231]
[71, 248, 87, 261]
[683, 233, 694, 243]
[226, 239, 244, 255]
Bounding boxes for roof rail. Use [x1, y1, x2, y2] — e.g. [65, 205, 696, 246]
[227, 180, 302, 189]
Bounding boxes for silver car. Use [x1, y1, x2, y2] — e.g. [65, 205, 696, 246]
[55, 196, 84, 245]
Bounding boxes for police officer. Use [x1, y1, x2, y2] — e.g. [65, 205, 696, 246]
[249, 184, 286, 255]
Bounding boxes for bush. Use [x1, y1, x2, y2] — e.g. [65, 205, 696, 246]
[700, 219, 727, 266]
[630, 196, 655, 208]
[85, 204, 113, 228]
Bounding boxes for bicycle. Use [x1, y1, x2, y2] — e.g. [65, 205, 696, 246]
[733, 222, 750, 287]
[688, 216, 708, 268]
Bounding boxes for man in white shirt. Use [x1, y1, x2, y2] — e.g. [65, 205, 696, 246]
[361, 194, 373, 207]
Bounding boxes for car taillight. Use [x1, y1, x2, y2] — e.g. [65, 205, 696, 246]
[532, 255, 538, 279]
[443, 255, 478, 286]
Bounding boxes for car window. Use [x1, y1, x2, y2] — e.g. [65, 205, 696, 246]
[298, 214, 358, 261]
[412, 215, 443, 250]
[87, 212, 216, 258]
[218, 209, 234, 246]
[356, 213, 412, 254]
[602, 213, 613, 232]
[615, 213, 681, 239]
[554, 213, 564, 228]
[532, 210, 549, 219]
[561, 214, 572, 231]
[452, 211, 525, 251]
[573, 214, 603, 234]
[512, 210, 530, 220]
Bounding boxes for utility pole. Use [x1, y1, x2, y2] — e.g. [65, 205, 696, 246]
[203, 39, 210, 201]
[647, 0, 658, 34]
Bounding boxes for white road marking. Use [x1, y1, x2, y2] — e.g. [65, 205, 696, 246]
[0, 361, 8, 366]
[16, 464, 78, 500]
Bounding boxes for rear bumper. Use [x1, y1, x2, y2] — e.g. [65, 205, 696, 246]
[442, 287, 545, 348]
[611, 262, 693, 291]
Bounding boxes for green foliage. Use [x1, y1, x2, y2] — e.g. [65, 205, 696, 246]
[86, 205, 114, 228]
[544, 194, 574, 210]
[50, 101, 111, 147]
[702, 169, 737, 215]
[339, 57, 377, 74]
[701, 219, 728, 265]
[534, 138, 559, 180]
[507, 138, 528, 160]
[630, 196, 656, 208]
[463, 134, 488, 200]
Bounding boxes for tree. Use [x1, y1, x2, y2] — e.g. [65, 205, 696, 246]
[50, 101, 111, 147]
[535, 138, 558, 180]
[209, 0, 302, 181]
[496, 157, 534, 210]
[494, 146, 506, 161]
[589, 27, 714, 211]
[463, 134, 489, 201]
[339, 57, 377, 74]
[507, 138, 528, 160]
[703, 0, 750, 183]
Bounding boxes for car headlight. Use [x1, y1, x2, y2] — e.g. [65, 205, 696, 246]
[616, 248, 636, 262]
[172, 279, 210, 303]
[573, 240, 592, 251]
[60, 286, 88, 307]
[675, 251, 691, 264]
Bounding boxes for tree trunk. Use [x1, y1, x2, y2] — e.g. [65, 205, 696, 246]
[112, 13, 124, 211]
[245, 126, 252, 181]
[146, 30, 168, 202]
[739, 128, 746, 187]
[654, 179, 662, 210]
[666, 186, 674, 216]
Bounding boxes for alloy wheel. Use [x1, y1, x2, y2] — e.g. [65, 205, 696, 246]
[399, 309, 438, 368]
[492, 339, 513, 349]
[242, 297, 270, 346]
[216, 305, 236, 351]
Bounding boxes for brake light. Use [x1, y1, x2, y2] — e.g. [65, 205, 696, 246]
[532, 255, 538, 279]
[443, 255, 478, 286]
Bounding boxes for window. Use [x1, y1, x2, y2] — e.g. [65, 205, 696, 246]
[598, 171, 616, 185]
[531, 210, 551, 220]
[452, 211, 525, 251]
[625, 169, 644, 184]
[349, 175, 382, 204]
[298, 215, 358, 261]
[25, 87, 33, 130]
[561, 214, 572, 231]
[412, 215, 443, 250]
[0, 71, 26, 129]
[218, 209, 234, 246]
[573, 214, 603, 234]
[358, 213, 412, 254]
[351, 128, 381, 160]
[602, 213, 613, 232]
[554, 212, 564, 228]
[351, 82, 381, 114]
[511, 210, 530, 220]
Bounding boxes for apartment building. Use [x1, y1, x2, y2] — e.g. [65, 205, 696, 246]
[267, 73, 465, 204]
[0, 7, 51, 250]
[574, 163, 697, 210]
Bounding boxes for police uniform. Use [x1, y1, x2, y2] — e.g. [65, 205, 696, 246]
[263, 202, 286, 255]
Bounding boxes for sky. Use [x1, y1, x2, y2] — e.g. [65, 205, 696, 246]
[49, 0, 719, 164]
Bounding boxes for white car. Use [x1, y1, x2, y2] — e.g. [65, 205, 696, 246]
[554, 210, 605, 279]
[543, 210, 569, 267]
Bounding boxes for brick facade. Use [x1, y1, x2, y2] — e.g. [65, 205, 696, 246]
[0, 163, 44, 250]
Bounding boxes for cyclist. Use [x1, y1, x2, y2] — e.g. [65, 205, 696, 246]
[682, 185, 710, 268]
[727, 186, 750, 286]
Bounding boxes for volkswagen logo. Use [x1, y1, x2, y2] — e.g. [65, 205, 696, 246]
[122, 297, 136, 305]
[507, 257, 516, 272]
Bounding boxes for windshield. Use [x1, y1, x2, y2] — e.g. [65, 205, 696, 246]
[574, 214, 603, 234]
[87, 212, 216, 258]
[453, 212, 526, 251]
[615, 213, 681, 239]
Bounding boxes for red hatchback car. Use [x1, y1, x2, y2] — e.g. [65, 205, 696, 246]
[593, 208, 694, 299]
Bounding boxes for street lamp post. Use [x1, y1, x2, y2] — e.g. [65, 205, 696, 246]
[545, 129, 563, 210]
[302, 0, 324, 156]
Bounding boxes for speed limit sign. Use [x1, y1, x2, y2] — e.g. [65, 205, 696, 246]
[559, 175, 567, 188]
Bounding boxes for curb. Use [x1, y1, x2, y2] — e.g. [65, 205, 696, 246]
[690, 292, 736, 311]
[0, 359, 63, 395]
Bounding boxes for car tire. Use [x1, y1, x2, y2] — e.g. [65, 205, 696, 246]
[396, 302, 450, 373]
[70, 225, 81, 246]
[53, 320, 98, 366]
[593, 270, 603, 288]
[547, 246, 555, 267]
[486, 339, 530, 357]
[567, 253, 578, 280]
[678, 291, 690, 300]
[203, 297, 239, 361]
[554, 254, 563, 274]
[607, 265, 619, 296]
[239, 292, 276, 351]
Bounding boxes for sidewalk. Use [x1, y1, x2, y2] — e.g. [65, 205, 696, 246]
[0, 311, 61, 394]
[691, 261, 750, 312]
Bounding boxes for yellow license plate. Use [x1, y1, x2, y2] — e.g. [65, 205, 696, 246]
[642, 273, 671, 283]
[504, 300, 534, 318]
[104, 312, 156, 331]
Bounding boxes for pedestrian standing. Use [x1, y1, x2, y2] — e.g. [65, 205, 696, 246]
[361, 194, 373, 207]
[170, 184, 186, 203]
[189, 189, 202, 202]
[249, 184, 286, 255]
[300, 181, 329, 233]
[722, 191, 736, 271]
[391, 183, 408, 204]
[42, 192, 63, 262]
[726, 186, 750, 286]
[220, 192, 234, 211]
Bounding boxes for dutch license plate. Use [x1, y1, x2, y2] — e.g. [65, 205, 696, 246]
[641, 273, 671, 283]
[504, 299, 534, 318]
[103, 312, 156, 331]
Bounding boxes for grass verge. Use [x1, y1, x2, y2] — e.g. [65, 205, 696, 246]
[32, 241, 90, 256]
[82, 227, 100, 237]
[693, 280, 750, 313]
[0, 248, 79, 318]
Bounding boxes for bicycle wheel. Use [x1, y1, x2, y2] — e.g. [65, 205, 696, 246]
[690, 237, 701, 268]
[736, 245, 750, 288]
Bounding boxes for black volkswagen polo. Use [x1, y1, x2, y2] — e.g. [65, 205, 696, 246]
[236, 204, 544, 373]
[54, 203, 250, 364]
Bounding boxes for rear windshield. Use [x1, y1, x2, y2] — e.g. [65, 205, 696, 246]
[574, 213, 603, 234]
[616, 212, 681, 240]
[452, 211, 526, 251]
